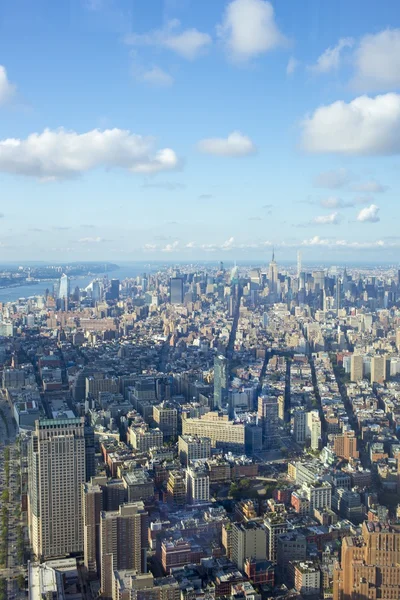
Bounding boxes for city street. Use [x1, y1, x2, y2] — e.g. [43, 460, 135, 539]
[0, 396, 26, 599]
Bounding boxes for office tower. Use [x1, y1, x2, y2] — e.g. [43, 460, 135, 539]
[268, 250, 279, 296]
[100, 502, 148, 598]
[153, 402, 178, 440]
[28, 417, 86, 560]
[293, 409, 307, 444]
[178, 435, 211, 466]
[185, 464, 210, 504]
[371, 355, 386, 384]
[333, 521, 400, 600]
[170, 277, 183, 304]
[182, 412, 245, 453]
[110, 279, 120, 300]
[244, 423, 263, 454]
[84, 423, 96, 481]
[350, 354, 364, 382]
[335, 278, 342, 314]
[214, 354, 228, 409]
[333, 430, 359, 460]
[58, 273, 70, 311]
[231, 522, 267, 570]
[297, 250, 302, 279]
[312, 270, 325, 292]
[92, 280, 101, 303]
[258, 395, 279, 449]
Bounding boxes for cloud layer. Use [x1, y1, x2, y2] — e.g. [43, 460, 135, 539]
[302, 93, 400, 155]
[217, 0, 287, 62]
[0, 128, 179, 180]
[197, 131, 256, 156]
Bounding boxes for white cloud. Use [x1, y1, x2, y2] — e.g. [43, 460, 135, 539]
[78, 237, 106, 243]
[217, 0, 287, 62]
[351, 180, 388, 193]
[320, 197, 354, 209]
[137, 66, 174, 87]
[312, 212, 341, 225]
[125, 19, 211, 60]
[352, 29, 400, 91]
[197, 131, 256, 157]
[302, 93, 400, 155]
[221, 236, 235, 249]
[0, 128, 179, 180]
[357, 204, 380, 223]
[186, 241, 195, 248]
[313, 168, 352, 189]
[162, 240, 180, 252]
[286, 57, 299, 75]
[308, 37, 354, 74]
[0, 66, 16, 106]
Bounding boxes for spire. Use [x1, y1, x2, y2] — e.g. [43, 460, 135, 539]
[272, 247, 275, 262]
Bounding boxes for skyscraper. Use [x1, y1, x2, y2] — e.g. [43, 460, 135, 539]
[58, 273, 70, 311]
[335, 278, 342, 314]
[109, 279, 120, 300]
[214, 354, 228, 409]
[100, 502, 148, 598]
[170, 277, 183, 304]
[258, 395, 279, 449]
[28, 417, 86, 560]
[268, 250, 279, 297]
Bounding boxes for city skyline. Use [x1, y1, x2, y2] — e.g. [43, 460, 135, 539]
[0, 0, 399, 260]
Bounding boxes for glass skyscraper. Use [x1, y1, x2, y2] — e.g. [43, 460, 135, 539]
[59, 273, 70, 311]
[214, 354, 228, 409]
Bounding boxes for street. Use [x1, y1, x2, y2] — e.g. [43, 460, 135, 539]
[0, 395, 27, 599]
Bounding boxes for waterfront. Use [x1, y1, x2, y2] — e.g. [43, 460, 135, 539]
[0, 263, 158, 303]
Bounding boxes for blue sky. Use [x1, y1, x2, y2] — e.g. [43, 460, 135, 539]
[0, 0, 399, 263]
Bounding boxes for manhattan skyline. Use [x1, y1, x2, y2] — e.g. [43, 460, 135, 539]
[0, 0, 399, 261]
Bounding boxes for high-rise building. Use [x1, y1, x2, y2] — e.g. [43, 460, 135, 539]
[333, 521, 400, 600]
[185, 464, 210, 504]
[178, 435, 211, 466]
[293, 409, 307, 444]
[153, 403, 178, 440]
[307, 410, 322, 451]
[58, 273, 70, 311]
[100, 502, 148, 598]
[264, 514, 288, 563]
[335, 278, 342, 314]
[214, 354, 228, 409]
[170, 277, 183, 305]
[258, 395, 279, 449]
[28, 417, 86, 560]
[333, 430, 359, 461]
[231, 522, 267, 570]
[268, 250, 279, 297]
[109, 279, 120, 300]
[350, 354, 364, 382]
[82, 479, 103, 576]
[371, 355, 386, 384]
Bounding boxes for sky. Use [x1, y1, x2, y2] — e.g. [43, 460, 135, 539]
[0, 0, 400, 263]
